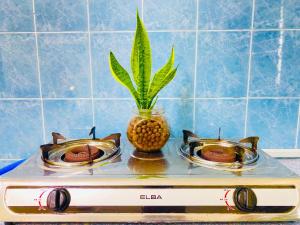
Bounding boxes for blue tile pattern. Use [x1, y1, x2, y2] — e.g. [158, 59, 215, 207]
[198, 0, 252, 29]
[43, 100, 93, 140]
[0, 0, 33, 32]
[254, 0, 300, 29]
[89, 0, 141, 31]
[35, 0, 87, 31]
[196, 32, 250, 97]
[284, 0, 300, 28]
[254, 0, 282, 29]
[91, 33, 133, 98]
[247, 99, 299, 149]
[156, 99, 193, 138]
[144, 0, 196, 30]
[94, 100, 135, 137]
[0, 34, 39, 98]
[38, 34, 90, 98]
[195, 99, 246, 139]
[0, 0, 300, 159]
[250, 31, 300, 97]
[0, 100, 43, 158]
[149, 32, 195, 98]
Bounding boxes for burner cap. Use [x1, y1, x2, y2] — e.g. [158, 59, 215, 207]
[63, 145, 104, 163]
[200, 145, 237, 163]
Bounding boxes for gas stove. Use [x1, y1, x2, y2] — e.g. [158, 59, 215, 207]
[0, 128, 299, 223]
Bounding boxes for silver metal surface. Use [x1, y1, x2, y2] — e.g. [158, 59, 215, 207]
[1, 140, 300, 223]
[2, 140, 297, 179]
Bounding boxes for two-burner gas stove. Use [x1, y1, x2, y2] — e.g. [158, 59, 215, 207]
[0, 128, 300, 223]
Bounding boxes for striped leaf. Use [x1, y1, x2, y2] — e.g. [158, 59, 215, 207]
[147, 67, 178, 108]
[131, 12, 151, 108]
[109, 52, 140, 107]
[147, 47, 175, 107]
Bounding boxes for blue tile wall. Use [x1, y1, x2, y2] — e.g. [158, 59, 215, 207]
[250, 31, 300, 97]
[91, 33, 133, 98]
[0, 0, 300, 159]
[94, 99, 135, 137]
[198, 0, 252, 30]
[0, 100, 43, 158]
[254, 0, 300, 29]
[247, 99, 299, 149]
[89, 0, 142, 31]
[196, 32, 250, 97]
[38, 33, 91, 98]
[195, 99, 246, 139]
[156, 99, 194, 137]
[0, 0, 33, 32]
[0, 34, 39, 98]
[35, 0, 87, 32]
[43, 100, 93, 140]
[149, 32, 195, 98]
[144, 0, 197, 30]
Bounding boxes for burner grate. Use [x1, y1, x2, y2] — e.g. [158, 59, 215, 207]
[179, 130, 259, 171]
[40, 127, 121, 168]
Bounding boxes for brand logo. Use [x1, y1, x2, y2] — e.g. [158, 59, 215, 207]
[140, 194, 162, 200]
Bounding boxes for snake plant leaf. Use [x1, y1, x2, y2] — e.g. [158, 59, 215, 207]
[147, 47, 174, 107]
[131, 11, 151, 108]
[149, 95, 158, 110]
[109, 52, 140, 107]
[147, 66, 178, 108]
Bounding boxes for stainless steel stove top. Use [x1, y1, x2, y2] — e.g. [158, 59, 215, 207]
[0, 138, 300, 223]
[2, 140, 297, 179]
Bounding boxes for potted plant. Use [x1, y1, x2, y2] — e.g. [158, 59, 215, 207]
[109, 12, 177, 152]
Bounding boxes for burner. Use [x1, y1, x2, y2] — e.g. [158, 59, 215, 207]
[40, 128, 121, 168]
[63, 145, 103, 162]
[200, 145, 236, 163]
[179, 130, 259, 171]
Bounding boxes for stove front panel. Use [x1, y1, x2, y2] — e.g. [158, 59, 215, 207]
[3, 185, 298, 215]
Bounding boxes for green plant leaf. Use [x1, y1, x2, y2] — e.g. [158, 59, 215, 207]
[131, 11, 151, 108]
[147, 66, 178, 108]
[149, 95, 158, 109]
[147, 47, 174, 107]
[108, 10, 177, 110]
[109, 52, 140, 107]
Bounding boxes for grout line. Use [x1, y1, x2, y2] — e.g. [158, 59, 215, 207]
[1, 96, 300, 101]
[44, 97, 90, 100]
[295, 101, 300, 148]
[90, 30, 134, 33]
[192, 0, 199, 133]
[1, 28, 300, 35]
[275, 1, 285, 88]
[0, 98, 41, 101]
[32, 0, 46, 144]
[86, 0, 95, 126]
[195, 97, 247, 100]
[244, 0, 256, 138]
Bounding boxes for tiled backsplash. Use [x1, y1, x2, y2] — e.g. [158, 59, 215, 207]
[0, 0, 299, 159]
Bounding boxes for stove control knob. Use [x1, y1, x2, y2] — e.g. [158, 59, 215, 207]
[47, 188, 71, 212]
[233, 187, 257, 212]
